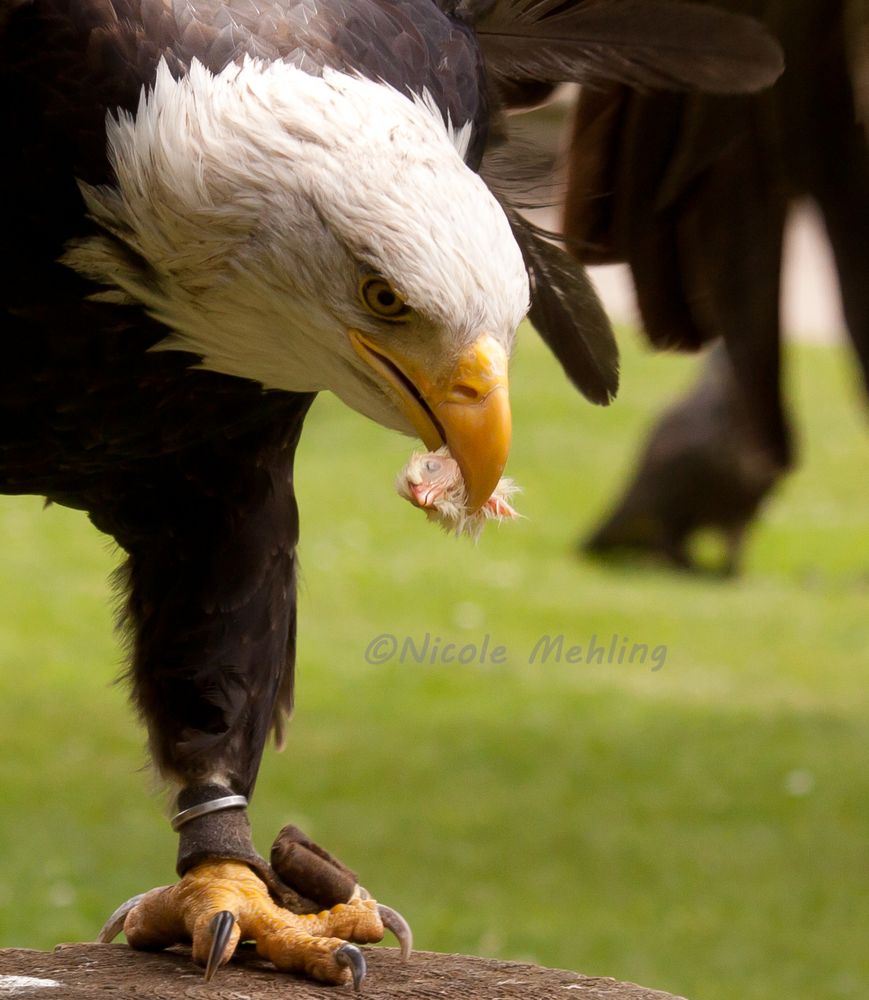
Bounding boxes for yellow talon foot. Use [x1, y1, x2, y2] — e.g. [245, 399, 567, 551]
[105, 860, 386, 987]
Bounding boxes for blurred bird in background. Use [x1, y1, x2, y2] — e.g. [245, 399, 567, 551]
[566, 0, 868, 574]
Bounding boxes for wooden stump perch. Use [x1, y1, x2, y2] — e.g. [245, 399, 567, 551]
[0, 944, 688, 999]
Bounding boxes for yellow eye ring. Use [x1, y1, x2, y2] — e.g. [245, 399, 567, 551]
[359, 276, 412, 322]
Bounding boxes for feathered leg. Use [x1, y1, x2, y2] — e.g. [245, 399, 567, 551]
[92, 400, 407, 985]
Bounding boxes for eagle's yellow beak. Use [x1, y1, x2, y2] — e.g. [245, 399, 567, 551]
[349, 331, 511, 512]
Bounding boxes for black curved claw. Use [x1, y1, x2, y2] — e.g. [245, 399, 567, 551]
[334, 943, 367, 992]
[204, 910, 237, 982]
[377, 904, 413, 960]
[96, 891, 152, 944]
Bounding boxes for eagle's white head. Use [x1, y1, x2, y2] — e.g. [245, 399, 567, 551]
[65, 58, 530, 509]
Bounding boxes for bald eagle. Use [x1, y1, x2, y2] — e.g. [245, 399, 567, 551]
[0, 0, 782, 987]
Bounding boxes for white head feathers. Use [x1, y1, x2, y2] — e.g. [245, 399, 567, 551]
[65, 57, 530, 431]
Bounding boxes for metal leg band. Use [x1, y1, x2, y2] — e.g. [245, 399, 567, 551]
[171, 795, 248, 832]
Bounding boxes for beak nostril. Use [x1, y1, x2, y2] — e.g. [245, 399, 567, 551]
[452, 383, 480, 402]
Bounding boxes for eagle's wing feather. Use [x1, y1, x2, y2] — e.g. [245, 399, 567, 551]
[504, 205, 619, 404]
[466, 0, 784, 94]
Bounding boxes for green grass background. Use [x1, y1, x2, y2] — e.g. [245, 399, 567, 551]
[0, 328, 866, 1000]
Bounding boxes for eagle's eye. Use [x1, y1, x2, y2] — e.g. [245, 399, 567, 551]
[359, 276, 411, 322]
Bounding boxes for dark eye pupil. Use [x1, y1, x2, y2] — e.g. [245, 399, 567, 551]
[377, 289, 396, 308]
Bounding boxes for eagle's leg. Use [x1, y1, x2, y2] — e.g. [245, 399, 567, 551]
[93, 405, 408, 984]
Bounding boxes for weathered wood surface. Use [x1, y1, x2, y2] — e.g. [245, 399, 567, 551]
[0, 944, 688, 999]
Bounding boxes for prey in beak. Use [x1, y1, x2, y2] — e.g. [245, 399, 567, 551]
[396, 447, 520, 540]
[349, 330, 511, 513]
